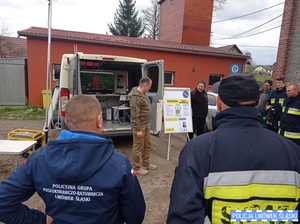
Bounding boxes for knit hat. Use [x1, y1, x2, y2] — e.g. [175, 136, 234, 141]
[211, 74, 260, 107]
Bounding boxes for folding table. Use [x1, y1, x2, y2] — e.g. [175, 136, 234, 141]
[0, 140, 37, 166]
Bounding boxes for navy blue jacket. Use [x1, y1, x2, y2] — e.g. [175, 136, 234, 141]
[0, 130, 145, 224]
[167, 107, 300, 223]
[266, 87, 287, 129]
[280, 94, 300, 138]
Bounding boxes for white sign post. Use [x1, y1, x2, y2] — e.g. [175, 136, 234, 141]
[163, 87, 193, 161]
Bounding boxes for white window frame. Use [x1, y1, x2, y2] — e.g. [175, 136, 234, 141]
[164, 71, 174, 85]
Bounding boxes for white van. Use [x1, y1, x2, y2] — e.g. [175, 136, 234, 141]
[58, 53, 164, 137]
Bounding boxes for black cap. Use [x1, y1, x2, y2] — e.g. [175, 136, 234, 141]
[212, 74, 260, 107]
[263, 79, 273, 86]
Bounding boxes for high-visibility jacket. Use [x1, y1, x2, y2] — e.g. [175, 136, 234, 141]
[167, 107, 300, 224]
[266, 87, 287, 129]
[280, 94, 300, 141]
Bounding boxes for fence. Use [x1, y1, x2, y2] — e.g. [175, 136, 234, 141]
[0, 58, 27, 106]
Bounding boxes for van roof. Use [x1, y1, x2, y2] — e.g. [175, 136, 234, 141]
[65, 53, 147, 63]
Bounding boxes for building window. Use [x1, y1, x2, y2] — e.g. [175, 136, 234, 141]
[209, 74, 223, 86]
[164, 71, 174, 85]
[52, 64, 61, 81]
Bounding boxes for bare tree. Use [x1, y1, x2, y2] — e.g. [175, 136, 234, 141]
[244, 50, 254, 65]
[0, 23, 26, 58]
[213, 0, 227, 11]
[142, 0, 159, 39]
[0, 23, 11, 58]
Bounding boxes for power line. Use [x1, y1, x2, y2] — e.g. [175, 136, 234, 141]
[213, 2, 284, 23]
[224, 25, 281, 39]
[213, 14, 282, 40]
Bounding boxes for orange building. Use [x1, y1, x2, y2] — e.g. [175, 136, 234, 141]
[17, 0, 248, 107]
[18, 27, 247, 107]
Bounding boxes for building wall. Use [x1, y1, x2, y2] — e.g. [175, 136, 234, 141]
[26, 38, 245, 107]
[181, 0, 213, 46]
[159, 0, 213, 46]
[274, 0, 300, 82]
[286, 0, 300, 83]
[158, 0, 185, 43]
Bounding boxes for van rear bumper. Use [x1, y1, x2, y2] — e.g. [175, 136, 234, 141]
[102, 130, 133, 138]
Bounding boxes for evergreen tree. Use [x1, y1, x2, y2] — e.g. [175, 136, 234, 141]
[108, 0, 144, 37]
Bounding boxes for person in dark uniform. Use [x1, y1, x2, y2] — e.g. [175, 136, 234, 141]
[168, 74, 300, 224]
[265, 77, 287, 132]
[188, 80, 208, 141]
[280, 83, 300, 146]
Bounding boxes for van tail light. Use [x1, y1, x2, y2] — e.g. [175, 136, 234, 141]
[60, 88, 69, 116]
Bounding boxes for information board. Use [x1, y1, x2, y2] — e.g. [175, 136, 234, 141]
[163, 87, 193, 134]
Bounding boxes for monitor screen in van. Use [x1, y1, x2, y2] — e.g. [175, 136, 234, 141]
[80, 72, 114, 94]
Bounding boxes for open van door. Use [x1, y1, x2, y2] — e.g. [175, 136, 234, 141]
[68, 53, 80, 96]
[142, 60, 164, 136]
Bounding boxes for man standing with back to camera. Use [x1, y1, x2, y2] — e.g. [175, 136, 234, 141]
[129, 77, 157, 176]
[0, 95, 145, 224]
[167, 74, 300, 224]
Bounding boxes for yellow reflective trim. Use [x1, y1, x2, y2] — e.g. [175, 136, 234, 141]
[212, 199, 298, 224]
[270, 99, 275, 104]
[205, 170, 300, 187]
[279, 98, 285, 105]
[204, 184, 300, 200]
[287, 107, 300, 115]
[284, 131, 300, 139]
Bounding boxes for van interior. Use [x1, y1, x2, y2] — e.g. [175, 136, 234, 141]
[78, 61, 143, 136]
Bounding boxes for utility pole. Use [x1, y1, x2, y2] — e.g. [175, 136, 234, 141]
[44, 0, 53, 142]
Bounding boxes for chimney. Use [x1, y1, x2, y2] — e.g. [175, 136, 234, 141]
[158, 0, 214, 46]
[274, 0, 298, 80]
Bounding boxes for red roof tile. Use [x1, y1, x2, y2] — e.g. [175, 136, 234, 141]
[0, 36, 27, 58]
[18, 27, 247, 59]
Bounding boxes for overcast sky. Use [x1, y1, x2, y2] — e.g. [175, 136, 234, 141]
[0, 0, 284, 65]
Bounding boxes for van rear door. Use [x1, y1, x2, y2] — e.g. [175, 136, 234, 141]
[142, 60, 164, 136]
[68, 53, 80, 96]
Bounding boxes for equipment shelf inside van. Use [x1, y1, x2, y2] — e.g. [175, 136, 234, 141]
[57, 53, 164, 137]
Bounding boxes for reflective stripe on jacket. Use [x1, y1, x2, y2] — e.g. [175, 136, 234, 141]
[267, 87, 287, 128]
[167, 107, 300, 224]
[280, 94, 300, 138]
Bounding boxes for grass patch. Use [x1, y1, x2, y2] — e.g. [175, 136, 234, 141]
[253, 74, 272, 87]
[0, 106, 45, 120]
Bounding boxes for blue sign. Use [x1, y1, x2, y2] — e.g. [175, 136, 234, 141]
[231, 210, 298, 222]
[229, 64, 241, 74]
[182, 90, 189, 98]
